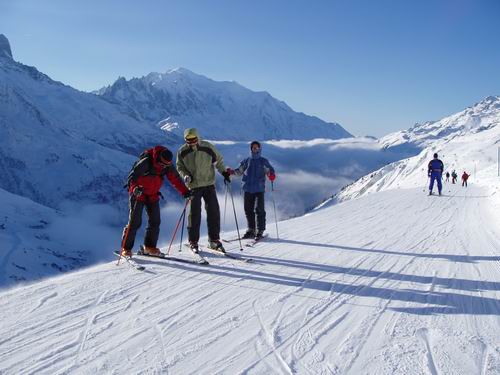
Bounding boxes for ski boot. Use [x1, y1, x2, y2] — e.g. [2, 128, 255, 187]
[142, 246, 162, 257]
[255, 230, 265, 241]
[208, 240, 226, 253]
[120, 248, 132, 258]
[189, 241, 199, 254]
[242, 229, 255, 239]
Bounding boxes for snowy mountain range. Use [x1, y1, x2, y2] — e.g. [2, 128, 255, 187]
[96, 68, 352, 141]
[0, 35, 181, 209]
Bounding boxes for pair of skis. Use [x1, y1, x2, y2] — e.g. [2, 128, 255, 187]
[114, 245, 209, 272]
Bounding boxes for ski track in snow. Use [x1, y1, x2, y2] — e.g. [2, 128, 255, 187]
[1, 184, 500, 374]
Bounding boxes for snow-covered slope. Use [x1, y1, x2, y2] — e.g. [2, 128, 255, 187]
[331, 96, 500, 203]
[0, 187, 119, 288]
[1, 182, 499, 374]
[0, 35, 180, 208]
[96, 68, 352, 141]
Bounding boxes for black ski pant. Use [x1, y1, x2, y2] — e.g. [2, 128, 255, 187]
[188, 185, 220, 243]
[122, 195, 161, 251]
[244, 191, 266, 232]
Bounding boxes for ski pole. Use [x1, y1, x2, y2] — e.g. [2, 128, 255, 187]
[227, 181, 243, 251]
[271, 181, 279, 240]
[178, 200, 188, 252]
[223, 183, 228, 230]
[117, 197, 139, 266]
[167, 199, 189, 256]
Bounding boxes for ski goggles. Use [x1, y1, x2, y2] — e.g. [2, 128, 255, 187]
[159, 157, 173, 166]
[185, 136, 198, 145]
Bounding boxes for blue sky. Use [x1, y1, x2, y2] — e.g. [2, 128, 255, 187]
[1, 0, 499, 136]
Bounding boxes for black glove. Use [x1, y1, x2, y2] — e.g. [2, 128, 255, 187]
[132, 186, 144, 197]
[222, 171, 231, 184]
[183, 190, 194, 200]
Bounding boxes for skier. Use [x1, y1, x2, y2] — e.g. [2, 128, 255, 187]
[428, 153, 444, 195]
[176, 128, 232, 253]
[120, 146, 192, 257]
[232, 141, 276, 240]
[451, 170, 458, 184]
[445, 171, 450, 182]
[462, 171, 470, 187]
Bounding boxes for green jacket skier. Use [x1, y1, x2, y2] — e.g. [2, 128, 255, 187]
[176, 128, 232, 253]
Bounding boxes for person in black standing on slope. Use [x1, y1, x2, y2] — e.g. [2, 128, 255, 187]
[176, 128, 233, 253]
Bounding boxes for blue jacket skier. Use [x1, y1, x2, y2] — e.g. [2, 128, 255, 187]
[233, 141, 276, 240]
[428, 153, 444, 195]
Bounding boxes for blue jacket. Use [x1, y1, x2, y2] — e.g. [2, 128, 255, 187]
[235, 151, 275, 193]
[428, 158, 444, 176]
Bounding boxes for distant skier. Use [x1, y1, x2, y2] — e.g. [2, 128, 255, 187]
[176, 128, 233, 253]
[462, 171, 470, 187]
[445, 171, 450, 182]
[428, 153, 444, 195]
[451, 170, 458, 184]
[232, 141, 276, 240]
[120, 146, 192, 258]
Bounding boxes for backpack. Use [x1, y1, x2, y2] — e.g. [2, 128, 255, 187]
[124, 146, 167, 188]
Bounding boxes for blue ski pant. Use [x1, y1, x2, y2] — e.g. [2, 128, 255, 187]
[429, 172, 442, 193]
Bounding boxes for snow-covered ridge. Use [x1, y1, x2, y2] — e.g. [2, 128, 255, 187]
[327, 96, 500, 205]
[96, 67, 352, 141]
[380, 96, 500, 153]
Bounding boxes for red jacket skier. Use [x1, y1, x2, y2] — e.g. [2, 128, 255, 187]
[461, 171, 470, 187]
[120, 146, 191, 257]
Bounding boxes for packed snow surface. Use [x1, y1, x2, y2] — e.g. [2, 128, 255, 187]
[1, 181, 499, 374]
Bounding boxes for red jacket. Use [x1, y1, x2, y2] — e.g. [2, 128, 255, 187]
[127, 146, 188, 202]
[462, 173, 469, 181]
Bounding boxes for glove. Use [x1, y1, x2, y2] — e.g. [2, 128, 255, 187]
[132, 186, 144, 197]
[268, 173, 276, 182]
[226, 167, 235, 175]
[221, 171, 231, 184]
[183, 190, 193, 200]
[184, 175, 192, 184]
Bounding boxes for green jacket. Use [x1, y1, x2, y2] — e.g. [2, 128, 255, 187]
[176, 140, 227, 189]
